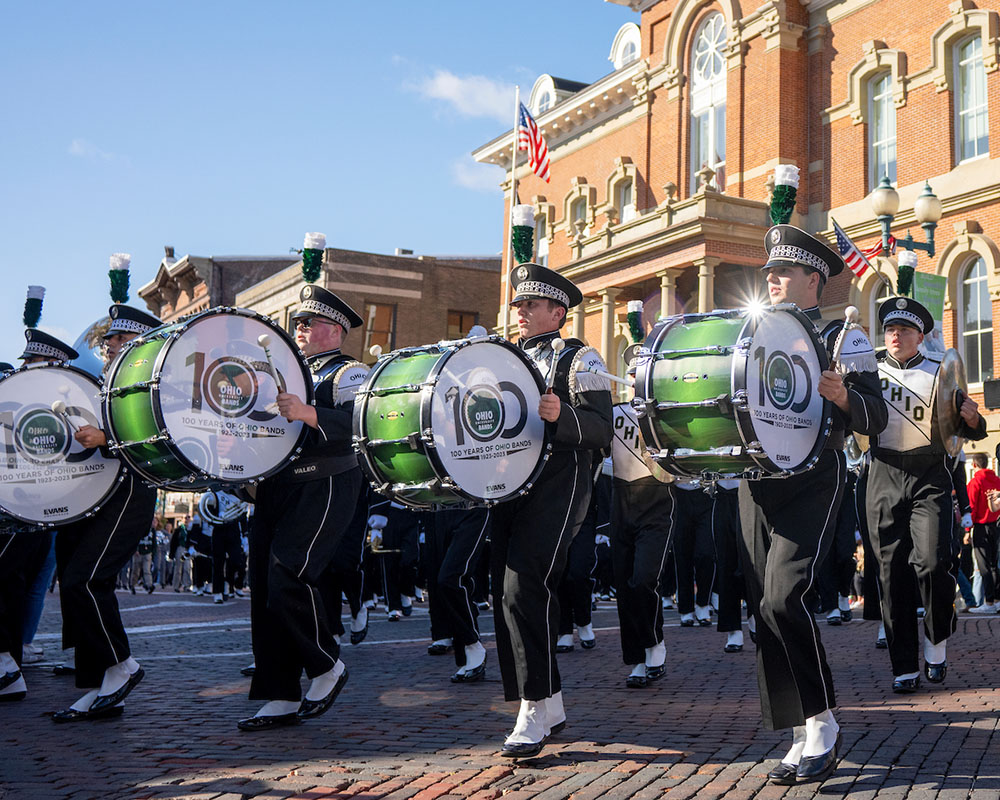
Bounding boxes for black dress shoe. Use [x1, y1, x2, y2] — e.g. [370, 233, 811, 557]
[240, 665, 256, 677]
[237, 712, 301, 731]
[580, 638, 596, 650]
[697, 617, 712, 627]
[53, 664, 76, 677]
[679, 618, 695, 628]
[892, 675, 920, 693]
[0, 670, 22, 691]
[796, 732, 842, 782]
[767, 762, 798, 785]
[350, 617, 369, 645]
[749, 629, 757, 644]
[401, 605, 413, 617]
[924, 661, 947, 683]
[51, 704, 125, 723]
[841, 609, 853, 622]
[298, 667, 348, 719]
[451, 656, 486, 683]
[549, 720, 566, 735]
[645, 664, 666, 681]
[555, 643, 574, 653]
[875, 637, 888, 649]
[724, 643, 743, 653]
[0, 690, 25, 702]
[826, 614, 842, 626]
[89, 668, 144, 713]
[500, 739, 545, 758]
[427, 642, 452, 656]
[625, 674, 648, 688]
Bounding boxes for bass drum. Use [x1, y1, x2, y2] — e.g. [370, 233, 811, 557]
[103, 307, 312, 489]
[353, 336, 549, 509]
[633, 305, 831, 480]
[0, 363, 123, 526]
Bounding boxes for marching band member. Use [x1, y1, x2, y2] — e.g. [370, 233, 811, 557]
[711, 479, 746, 652]
[52, 258, 162, 722]
[238, 283, 365, 731]
[742, 226, 888, 783]
[555, 478, 606, 653]
[0, 292, 78, 703]
[867, 297, 986, 692]
[609, 346, 675, 688]
[491, 263, 613, 758]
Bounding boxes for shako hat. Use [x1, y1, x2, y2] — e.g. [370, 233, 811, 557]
[763, 225, 844, 281]
[105, 304, 162, 339]
[19, 329, 79, 362]
[291, 284, 364, 331]
[509, 262, 583, 309]
[878, 296, 934, 334]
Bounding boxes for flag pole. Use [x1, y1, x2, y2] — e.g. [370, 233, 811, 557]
[501, 86, 520, 340]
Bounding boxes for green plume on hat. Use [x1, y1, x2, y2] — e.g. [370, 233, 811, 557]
[109, 253, 130, 303]
[627, 300, 644, 343]
[23, 285, 44, 328]
[896, 249, 917, 297]
[511, 205, 534, 265]
[302, 232, 325, 284]
[769, 164, 800, 226]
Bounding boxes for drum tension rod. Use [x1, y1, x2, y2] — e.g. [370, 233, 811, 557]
[653, 345, 734, 359]
[364, 432, 425, 451]
[654, 394, 735, 417]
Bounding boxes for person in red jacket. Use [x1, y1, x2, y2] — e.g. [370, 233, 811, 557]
[966, 452, 1000, 613]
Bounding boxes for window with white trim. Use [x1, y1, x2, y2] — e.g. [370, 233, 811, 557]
[956, 36, 989, 163]
[961, 256, 993, 382]
[616, 179, 635, 222]
[689, 12, 727, 193]
[535, 215, 548, 266]
[869, 72, 897, 190]
[537, 91, 552, 114]
[621, 41, 637, 66]
[571, 198, 590, 238]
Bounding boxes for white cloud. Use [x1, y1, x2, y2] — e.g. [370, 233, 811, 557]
[68, 139, 129, 165]
[412, 70, 513, 123]
[452, 157, 504, 193]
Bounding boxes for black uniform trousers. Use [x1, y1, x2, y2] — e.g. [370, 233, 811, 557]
[673, 487, 716, 614]
[711, 487, 745, 633]
[377, 505, 420, 611]
[611, 477, 674, 665]
[321, 495, 369, 638]
[557, 516, 597, 635]
[0, 531, 50, 665]
[212, 519, 245, 595]
[738, 449, 843, 730]
[491, 451, 592, 701]
[866, 453, 956, 676]
[57, 472, 157, 689]
[425, 508, 489, 666]
[854, 463, 884, 621]
[249, 468, 362, 701]
[817, 474, 859, 612]
[972, 521, 1000, 605]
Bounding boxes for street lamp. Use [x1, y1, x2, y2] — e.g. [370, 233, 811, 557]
[871, 176, 942, 257]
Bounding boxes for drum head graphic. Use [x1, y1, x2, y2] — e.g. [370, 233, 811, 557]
[0, 365, 121, 525]
[429, 342, 545, 501]
[157, 312, 309, 482]
[742, 309, 827, 472]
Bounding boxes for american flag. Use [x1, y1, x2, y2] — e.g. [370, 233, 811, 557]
[862, 234, 895, 259]
[831, 218, 875, 278]
[518, 102, 551, 183]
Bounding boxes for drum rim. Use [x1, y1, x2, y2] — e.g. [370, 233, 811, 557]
[354, 335, 551, 510]
[731, 304, 832, 477]
[0, 361, 126, 527]
[103, 306, 314, 489]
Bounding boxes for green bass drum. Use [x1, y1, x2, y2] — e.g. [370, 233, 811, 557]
[353, 335, 549, 509]
[633, 305, 831, 480]
[103, 307, 312, 489]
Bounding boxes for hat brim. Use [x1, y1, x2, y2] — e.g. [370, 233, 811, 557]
[882, 318, 925, 333]
[291, 308, 364, 330]
[510, 291, 568, 308]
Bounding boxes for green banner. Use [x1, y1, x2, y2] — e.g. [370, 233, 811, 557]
[912, 272, 946, 321]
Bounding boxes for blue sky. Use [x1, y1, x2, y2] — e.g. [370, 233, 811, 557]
[0, 1, 635, 363]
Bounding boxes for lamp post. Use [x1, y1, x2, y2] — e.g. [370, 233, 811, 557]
[870, 176, 943, 257]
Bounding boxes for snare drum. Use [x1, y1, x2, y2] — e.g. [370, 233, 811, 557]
[353, 336, 549, 509]
[0, 363, 123, 526]
[633, 305, 831, 480]
[103, 307, 312, 489]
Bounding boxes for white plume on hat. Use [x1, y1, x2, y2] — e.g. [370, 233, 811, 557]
[303, 232, 326, 250]
[773, 164, 800, 189]
[109, 253, 131, 271]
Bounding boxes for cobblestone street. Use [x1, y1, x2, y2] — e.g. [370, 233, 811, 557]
[2, 590, 998, 800]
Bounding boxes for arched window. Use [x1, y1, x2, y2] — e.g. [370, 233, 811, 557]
[869, 280, 892, 352]
[869, 72, 897, 189]
[621, 41, 637, 66]
[956, 35, 989, 163]
[537, 91, 552, 115]
[616, 178, 635, 222]
[961, 256, 994, 382]
[534, 215, 548, 266]
[689, 13, 727, 192]
[571, 197, 590, 238]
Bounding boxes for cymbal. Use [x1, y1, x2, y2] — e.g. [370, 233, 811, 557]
[936, 349, 968, 458]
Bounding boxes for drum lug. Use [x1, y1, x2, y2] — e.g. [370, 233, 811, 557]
[732, 390, 748, 410]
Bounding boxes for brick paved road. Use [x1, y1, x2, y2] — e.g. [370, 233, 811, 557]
[2, 589, 998, 800]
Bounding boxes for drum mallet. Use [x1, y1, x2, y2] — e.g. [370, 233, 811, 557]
[257, 334, 281, 392]
[51, 400, 79, 435]
[581, 365, 633, 387]
[369, 344, 383, 359]
[546, 338, 566, 394]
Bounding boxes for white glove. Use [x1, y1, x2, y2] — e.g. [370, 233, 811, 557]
[368, 513, 388, 531]
[595, 534, 611, 546]
[962, 512, 973, 529]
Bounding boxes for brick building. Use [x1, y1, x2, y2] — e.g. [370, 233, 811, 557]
[234, 248, 501, 364]
[473, 0, 1000, 453]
